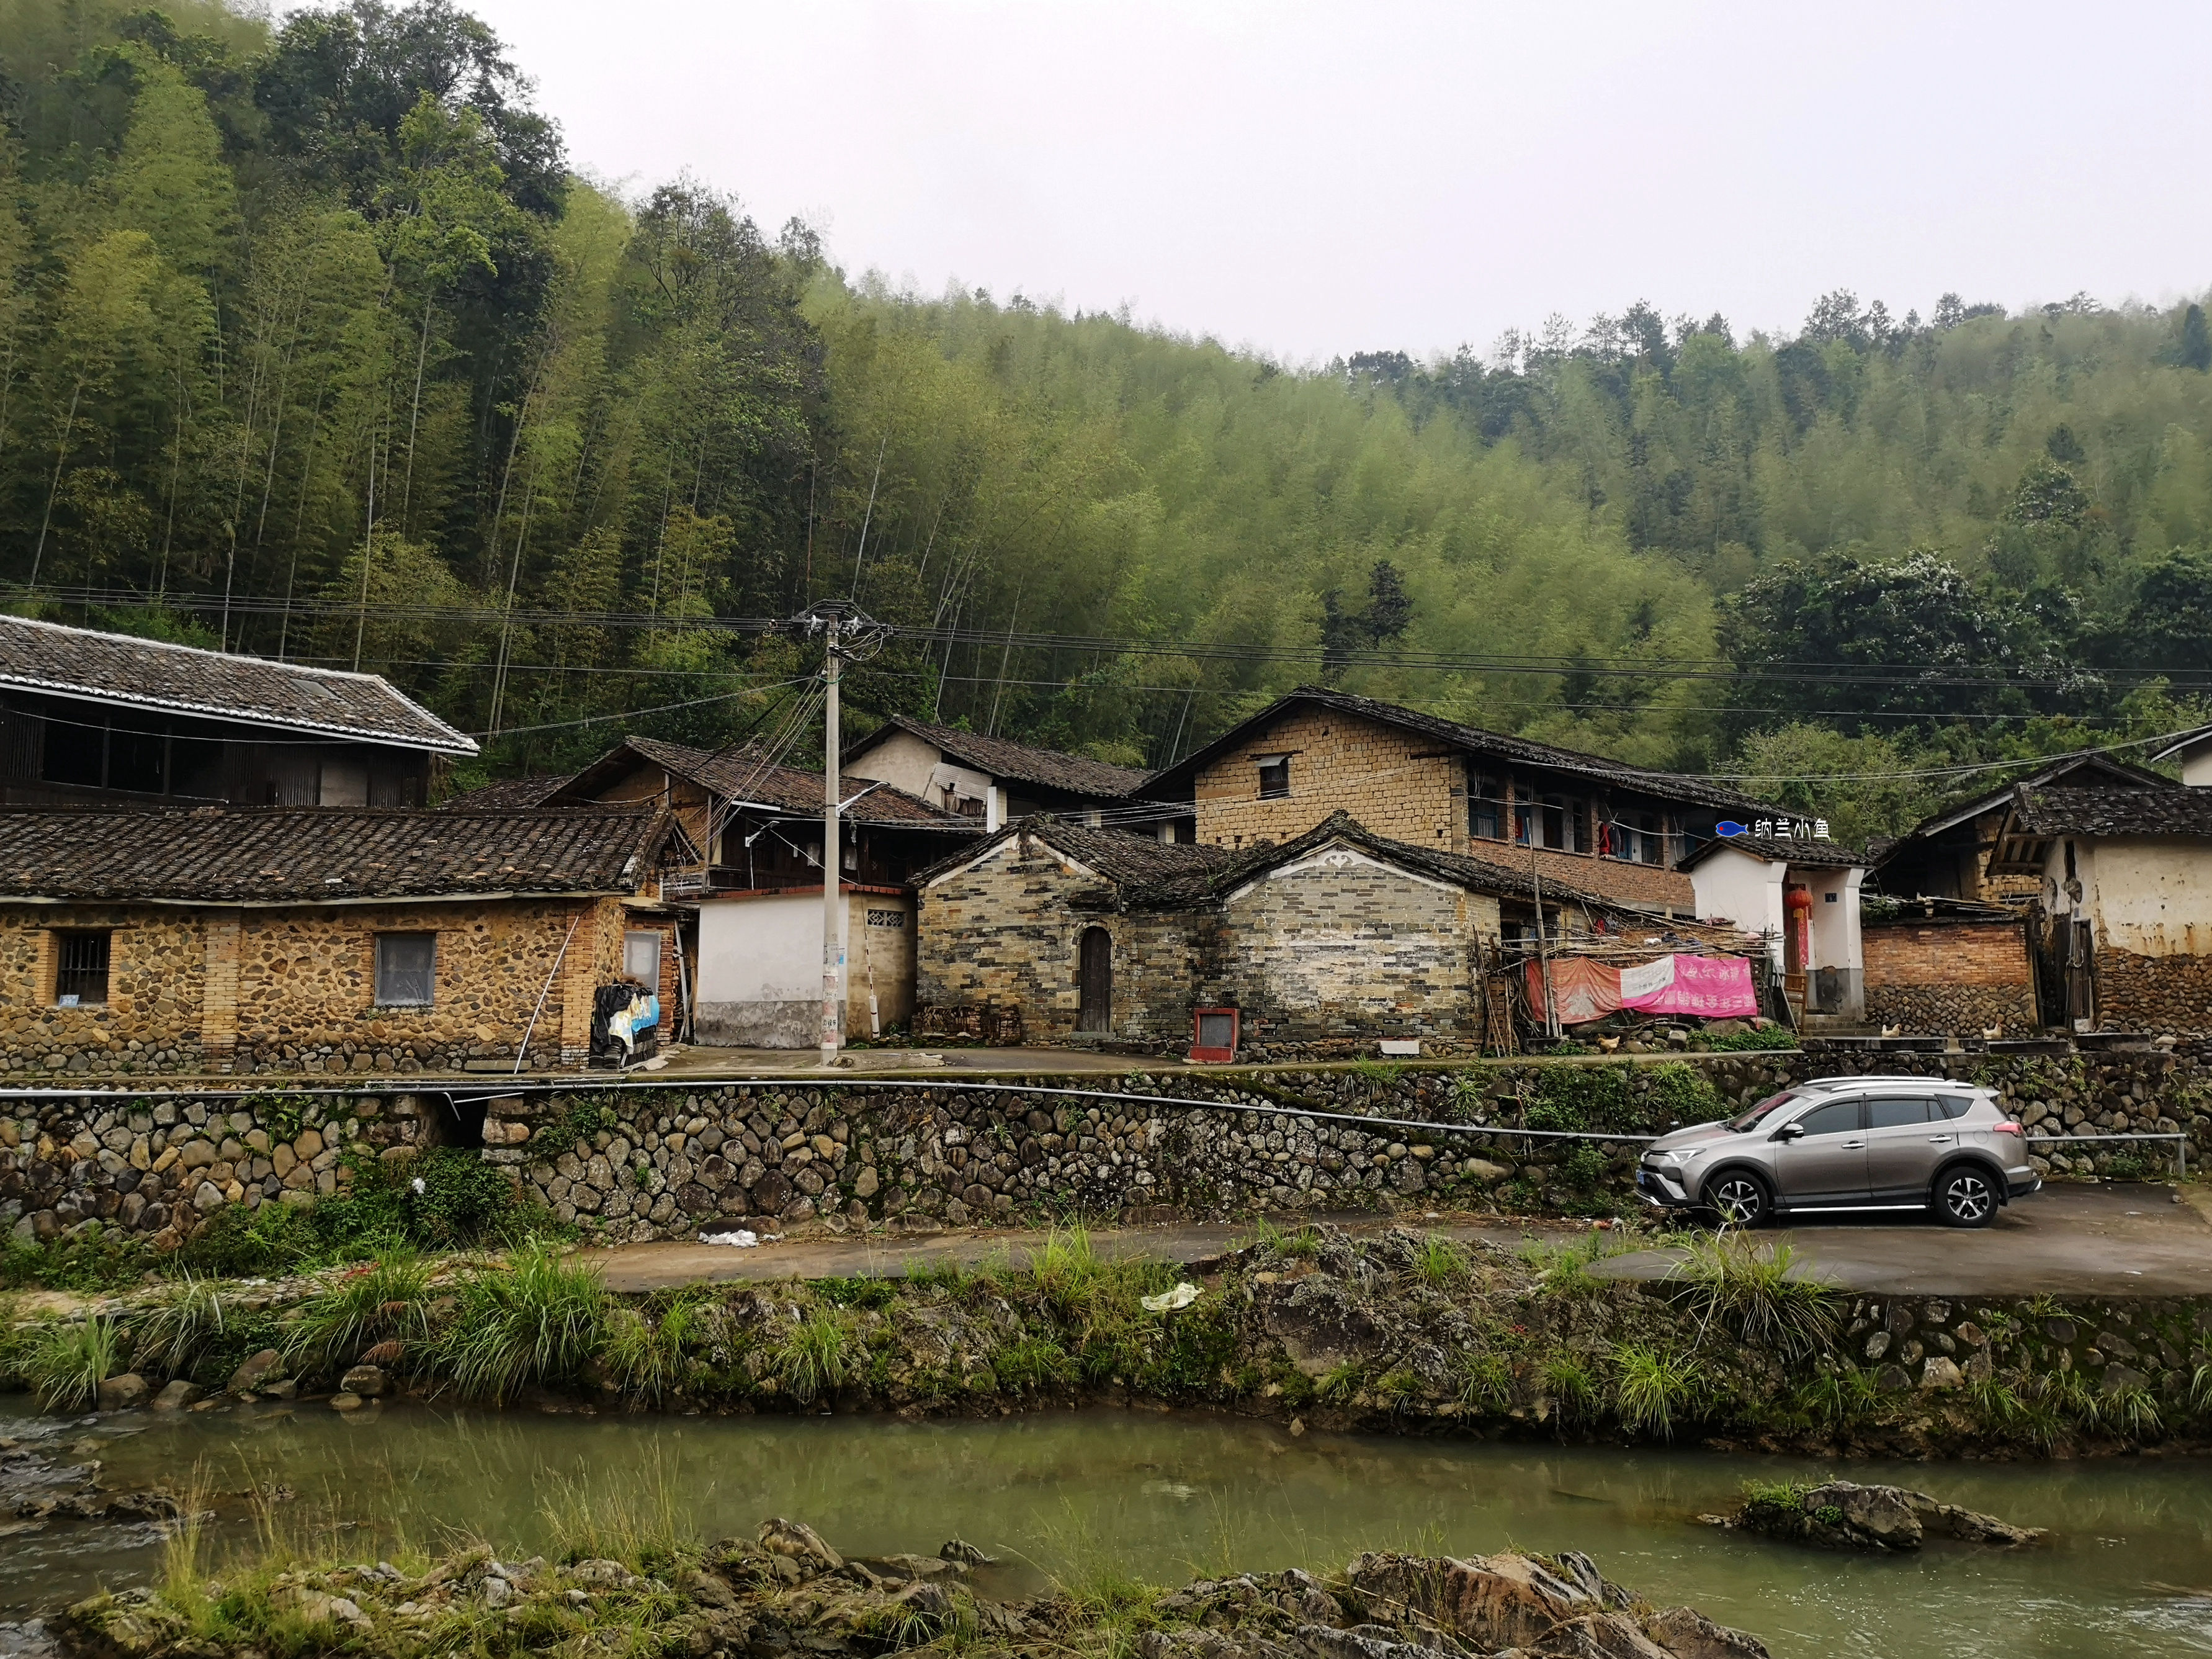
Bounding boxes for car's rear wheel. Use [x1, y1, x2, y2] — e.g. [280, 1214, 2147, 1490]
[1704, 1171, 1773, 1229]
[1933, 1165, 1999, 1228]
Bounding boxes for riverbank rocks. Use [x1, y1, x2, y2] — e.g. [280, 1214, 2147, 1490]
[1715, 1481, 2044, 1551]
[94, 1373, 147, 1411]
[226, 1349, 282, 1395]
[339, 1363, 388, 1398]
[55, 1524, 1772, 1659]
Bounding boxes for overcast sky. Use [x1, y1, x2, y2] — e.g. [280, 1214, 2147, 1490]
[459, 0, 2212, 364]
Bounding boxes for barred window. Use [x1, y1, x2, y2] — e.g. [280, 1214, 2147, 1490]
[374, 932, 437, 1007]
[55, 931, 110, 1005]
[1256, 755, 1291, 800]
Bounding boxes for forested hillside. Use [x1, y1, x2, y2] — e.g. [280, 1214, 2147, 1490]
[3, 0, 2210, 839]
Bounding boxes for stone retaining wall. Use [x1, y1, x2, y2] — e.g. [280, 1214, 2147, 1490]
[7, 1046, 2211, 1245]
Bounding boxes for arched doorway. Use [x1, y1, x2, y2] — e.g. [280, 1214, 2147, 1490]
[1077, 927, 1113, 1033]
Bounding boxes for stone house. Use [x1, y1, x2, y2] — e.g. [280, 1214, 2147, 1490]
[914, 810, 1602, 1056]
[1678, 834, 1871, 1022]
[1135, 686, 1778, 914]
[0, 613, 476, 807]
[1860, 897, 2036, 1035]
[1986, 785, 2212, 1032]
[1872, 750, 2175, 905]
[842, 713, 1155, 830]
[0, 803, 679, 1077]
[2152, 722, 2212, 786]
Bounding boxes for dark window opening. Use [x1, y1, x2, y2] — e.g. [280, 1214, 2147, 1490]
[2063, 840, 2077, 882]
[40, 717, 103, 787]
[55, 930, 110, 1005]
[1641, 814, 1666, 865]
[108, 722, 166, 793]
[424, 1093, 487, 1149]
[375, 932, 437, 1006]
[1256, 757, 1290, 800]
[1469, 772, 1502, 840]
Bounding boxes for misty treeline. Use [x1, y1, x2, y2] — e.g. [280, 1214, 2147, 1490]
[4, 0, 2212, 842]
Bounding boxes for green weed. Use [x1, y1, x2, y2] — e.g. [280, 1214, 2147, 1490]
[1541, 1353, 1598, 1421]
[599, 1293, 711, 1405]
[1456, 1352, 1513, 1412]
[434, 1244, 607, 1403]
[280, 1248, 434, 1375]
[1612, 1343, 1696, 1439]
[771, 1309, 854, 1403]
[1412, 1233, 1467, 1287]
[22, 1315, 122, 1410]
[131, 1273, 231, 1377]
[1670, 1233, 1840, 1360]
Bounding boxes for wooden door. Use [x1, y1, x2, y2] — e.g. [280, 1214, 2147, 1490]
[1077, 927, 1113, 1033]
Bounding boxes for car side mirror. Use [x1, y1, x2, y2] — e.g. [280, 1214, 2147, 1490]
[1770, 1123, 1804, 1143]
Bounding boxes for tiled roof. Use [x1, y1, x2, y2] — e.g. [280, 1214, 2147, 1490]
[2007, 785, 2212, 838]
[1143, 686, 1773, 814]
[849, 714, 1153, 798]
[1678, 834, 1869, 871]
[0, 614, 477, 754]
[0, 804, 665, 904]
[442, 775, 575, 810]
[1881, 750, 2175, 848]
[561, 736, 974, 830]
[920, 811, 1622, 913]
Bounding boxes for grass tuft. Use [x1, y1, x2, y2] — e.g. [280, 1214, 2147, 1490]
[1670, 1233, 1840, 1360]
[432, 1243, 607, 1403]
[132, 1273, 231, 1378]
[281, 1248, 434, 1376]
[1611, 1342, 1696, 1439]
[22, 1314, 122, 1409]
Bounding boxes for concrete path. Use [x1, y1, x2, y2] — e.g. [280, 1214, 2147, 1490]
[1595, 1184, 2212, 1298]
[589, 1184, 2212, 1299]
[642, 1045, 1176, 1079]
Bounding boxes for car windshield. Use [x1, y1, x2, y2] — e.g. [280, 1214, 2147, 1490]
[1727, 1089, 1804, 1133]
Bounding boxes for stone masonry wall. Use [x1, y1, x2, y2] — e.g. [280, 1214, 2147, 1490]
[1, 1090, 428, 1246]
[0, 897, 632, 1079]
[2094, 948, 2212, 1035]
[10, 1047, 2210, 1247]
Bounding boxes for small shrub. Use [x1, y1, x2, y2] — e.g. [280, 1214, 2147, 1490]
[1704, 1027, 1798, 1052]
[816, 1275, 897, 1310]
[1559, 1142, 1611, 1191]
[2, 1224, 154, 1292]
[174, 1202, 324, 1276]
[1642, 1062, 1722, 1125]
[22, 1315, 122, 1409]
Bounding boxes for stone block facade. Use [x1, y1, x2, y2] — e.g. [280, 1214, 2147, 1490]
[916, 834, 1505, 1052]
[1186, 705, 1697, 911]
[0, 895, 661, 1077]
[1862, 917, 2036, 1034]
[916, 838, 1200, 1047]
[2093, 949, 2212, 1034]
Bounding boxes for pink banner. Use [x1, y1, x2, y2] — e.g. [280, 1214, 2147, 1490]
[1619, 954, 1758, 1018]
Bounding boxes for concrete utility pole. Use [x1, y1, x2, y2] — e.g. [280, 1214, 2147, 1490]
[821, 624, 844, 1069]
[798, 603, 889, 1069]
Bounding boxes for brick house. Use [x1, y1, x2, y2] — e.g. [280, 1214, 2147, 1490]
[842, 713, 1155, 829]
[1872, 750, 2175, 905]
[0, 613, 476, 807]
[1987, 785, 2212, 1033]
[0, 803, 679, 1077]
[914, 810, 1612, 1056]
[1860, 897, 2037, 1035]
[1136, 686, 1776, 914]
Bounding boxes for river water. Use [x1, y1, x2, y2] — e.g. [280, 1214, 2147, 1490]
[4, 1396, 2211, 1658]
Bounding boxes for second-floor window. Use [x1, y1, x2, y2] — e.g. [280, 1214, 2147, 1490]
[1256, 755, 1291, 799]
[375, 932, 437, 1007]
[1469, 773, 1502, 840]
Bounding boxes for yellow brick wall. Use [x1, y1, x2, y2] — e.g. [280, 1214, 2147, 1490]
[1194, 708, 1462, 852]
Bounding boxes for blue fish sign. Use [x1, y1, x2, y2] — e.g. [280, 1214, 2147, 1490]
[1716, 821, 1749, 837]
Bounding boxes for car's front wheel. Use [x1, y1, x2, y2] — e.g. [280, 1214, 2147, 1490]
[1933, 1165, 1999, 1228]
[1704, 1170, 1773, 1229]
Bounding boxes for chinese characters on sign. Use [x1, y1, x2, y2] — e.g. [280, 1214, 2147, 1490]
[1717, 818, 1831, 840]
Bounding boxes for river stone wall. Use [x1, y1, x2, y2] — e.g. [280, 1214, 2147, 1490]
[7, 1045, 2212, 1244]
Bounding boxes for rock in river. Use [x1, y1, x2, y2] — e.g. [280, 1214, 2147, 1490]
[1711, 1481, 2044, 1550]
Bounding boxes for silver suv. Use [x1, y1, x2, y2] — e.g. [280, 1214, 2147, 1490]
[1636, 1076, 2040, 1228]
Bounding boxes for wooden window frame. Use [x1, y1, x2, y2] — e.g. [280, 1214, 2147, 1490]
[53, 929, 111, 1006]
[373, 931, 438, 1008]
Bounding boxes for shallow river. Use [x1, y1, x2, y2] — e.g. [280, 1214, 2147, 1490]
[6, 1396, 2212, 1658]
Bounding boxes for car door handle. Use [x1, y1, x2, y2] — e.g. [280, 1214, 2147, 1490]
[1927, 1135, 1955, 1143]
[1841, 1140, 1865, 1149]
